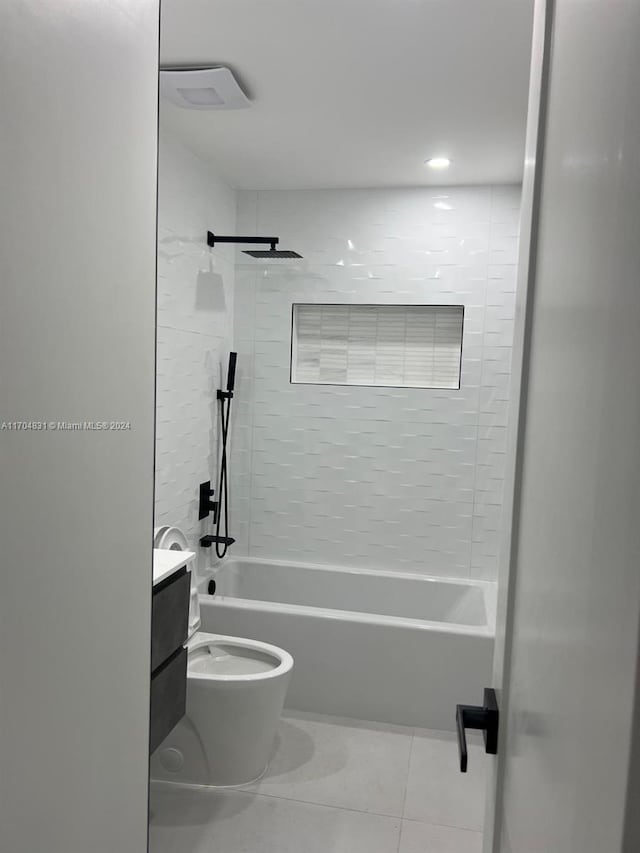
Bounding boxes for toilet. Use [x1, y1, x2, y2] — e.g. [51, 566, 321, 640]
[150, 527, 293, 787]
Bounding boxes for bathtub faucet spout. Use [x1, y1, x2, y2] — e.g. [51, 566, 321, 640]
[200, 534, 235, 549]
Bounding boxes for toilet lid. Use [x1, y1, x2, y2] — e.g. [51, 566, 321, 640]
[157, 526, 201, 640]
[153, 526, 170, 548]
[157, 527, 189, 552]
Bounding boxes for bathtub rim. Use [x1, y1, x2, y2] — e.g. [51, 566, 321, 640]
[201, 555, 497, 639]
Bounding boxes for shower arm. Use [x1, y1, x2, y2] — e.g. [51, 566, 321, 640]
[207, 231, 278, 251]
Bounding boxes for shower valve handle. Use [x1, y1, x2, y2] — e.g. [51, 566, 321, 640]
[198, 480, 218, 522]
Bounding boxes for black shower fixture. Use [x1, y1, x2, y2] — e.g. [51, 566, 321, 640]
[207, 231, 302, 259]
[244, 249, 302, 258]
[199, 351, 238, 558]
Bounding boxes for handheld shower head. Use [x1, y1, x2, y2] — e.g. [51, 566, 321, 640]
[226, 351, 237, 392]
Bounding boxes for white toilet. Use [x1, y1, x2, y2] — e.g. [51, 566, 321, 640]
[151, 527, 293, 787]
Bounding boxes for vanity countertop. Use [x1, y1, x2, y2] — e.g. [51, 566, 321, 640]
[153, 548, 196, 586]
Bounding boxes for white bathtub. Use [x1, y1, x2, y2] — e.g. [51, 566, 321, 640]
[199, 557, 496, 730]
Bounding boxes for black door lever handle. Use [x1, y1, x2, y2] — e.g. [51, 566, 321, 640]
[455, 688, 499, 773]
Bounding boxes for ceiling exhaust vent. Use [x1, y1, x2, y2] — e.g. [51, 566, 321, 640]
[159, 67, 250, 111]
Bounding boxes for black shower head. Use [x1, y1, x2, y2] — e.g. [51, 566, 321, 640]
[207, 232, 302, 258]
[243, 249, 303, 259]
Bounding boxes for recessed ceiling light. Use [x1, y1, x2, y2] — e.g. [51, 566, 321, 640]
[425, 157, 451, 170]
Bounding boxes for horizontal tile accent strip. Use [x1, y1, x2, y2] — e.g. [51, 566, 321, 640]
[292, 304, 464, 389]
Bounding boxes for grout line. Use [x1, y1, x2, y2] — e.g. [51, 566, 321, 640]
[400, 814, 483, 833]
[157, 322, 228, 339]
[401, 728, 415, 818]
[236, 786, 405, 821]
[153, 778, 404, 821]
[152, 778, 483, 835]
[394, 727, 415, 853]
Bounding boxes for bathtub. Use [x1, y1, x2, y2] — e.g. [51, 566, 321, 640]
[199, 557, 496, 730]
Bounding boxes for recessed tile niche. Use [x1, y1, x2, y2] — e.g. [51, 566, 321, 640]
[291, 303, 464, 389]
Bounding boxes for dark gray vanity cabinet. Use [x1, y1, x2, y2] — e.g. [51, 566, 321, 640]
[150, 567, 190, 753]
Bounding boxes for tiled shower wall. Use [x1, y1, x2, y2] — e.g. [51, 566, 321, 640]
[155, 127, 236, 569]
[231, 186, 520, 580]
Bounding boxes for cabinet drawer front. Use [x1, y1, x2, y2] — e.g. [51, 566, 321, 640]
[150, 646, 187, 754]
[151, 568, 190, 672]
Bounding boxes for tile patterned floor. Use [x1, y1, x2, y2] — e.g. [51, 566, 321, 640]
[150, 711, 486, 853]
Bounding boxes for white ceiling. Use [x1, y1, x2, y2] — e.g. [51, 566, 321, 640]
[160, 0, 534, 190]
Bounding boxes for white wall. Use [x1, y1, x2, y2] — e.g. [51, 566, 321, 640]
[155, 127, 236, 572]
[232, 186, 520, 580]
[493, 0, 640, 849]
[0, 2, 158, 851]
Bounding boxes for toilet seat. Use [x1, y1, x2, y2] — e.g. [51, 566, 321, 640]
[188, 632, 293, 682]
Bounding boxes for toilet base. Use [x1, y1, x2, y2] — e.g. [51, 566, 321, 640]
[150, 693, 285, 787]
[150, 758, 270, 791]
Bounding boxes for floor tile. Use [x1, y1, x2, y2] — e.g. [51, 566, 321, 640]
[403, 729, 486, 831]
[149, 783, 401, 853]
[399, 819, 483, 853]
[149, 785, 208, 853]
[246, 711, 413, 816]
